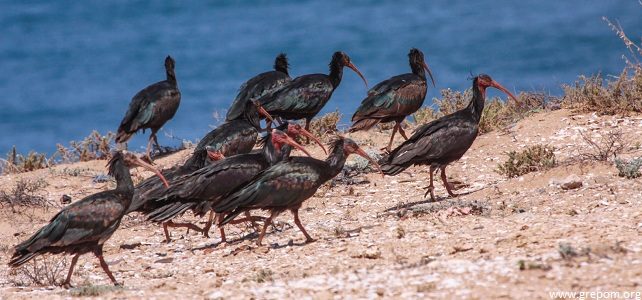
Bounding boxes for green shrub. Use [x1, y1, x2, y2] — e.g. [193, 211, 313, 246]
[497, 145, 557, 178]
[614, 157, 642, 179]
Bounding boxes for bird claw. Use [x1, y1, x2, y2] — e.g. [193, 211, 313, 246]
[305, 238, 317, 244]
[423, 186, 436, 202]
[61, 282, 73, 289]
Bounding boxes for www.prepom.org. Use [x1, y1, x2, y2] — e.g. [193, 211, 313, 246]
[549, 290, 641, 300]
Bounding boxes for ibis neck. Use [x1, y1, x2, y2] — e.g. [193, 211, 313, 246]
[410, 64, 426, 80]
[324, 145, 348, 178]
[262, 135, 289, 165]
[467, 83, 486, 123]
[328, 61, 344, 89]
[112, 160, 135, 198]
[244, 104, 262, 129]
[166, 68, 177, 85]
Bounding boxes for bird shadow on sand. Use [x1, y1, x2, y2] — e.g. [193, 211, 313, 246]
[382, 190, 476, 213]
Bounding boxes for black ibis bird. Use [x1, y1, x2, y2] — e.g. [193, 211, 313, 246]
[349, 48, 435, 152]
[258, 51, 368, 134]
[144, 124, 323, 243]
[116, 56, 181, 162]
[215, 136, 381, 246]
[226, 53, 291, 122]
[380, 74, 518, 201]
[196, 99, 274, 159]
[8, 151, 168, 288]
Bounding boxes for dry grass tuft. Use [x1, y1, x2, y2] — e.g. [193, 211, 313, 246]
[0, 178, 50, 212]
[309, 111, 341, 140]
[8, 255, 68, 287]
[2, 146, 50, 174]
[561, 67, 642, 115]
[412, 89, 549, 134]
[497, 144, 556, 178]
[55, 130, 115, 162]
[577, 129, 627, 162]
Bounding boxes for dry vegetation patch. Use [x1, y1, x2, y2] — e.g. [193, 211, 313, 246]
[497, 144, 557, 178]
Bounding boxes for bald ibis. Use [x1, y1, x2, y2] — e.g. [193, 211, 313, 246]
[8, 151, 168, 288]
[349, 48, 435, 152]
[215, 137, 381, 246]
[145, 125, 318, 243]
[380, 74, 518, 201]
[226, 53, 291, 122]
[116, 56, 181, 162]
[196, 99, 274, 159]
[258, 51, 368, 136]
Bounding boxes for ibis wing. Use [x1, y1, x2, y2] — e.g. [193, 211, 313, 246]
[352, 74, 427, 121]
[226, 71, 291, 121]
[216, 161, 321, 213]
[260, 75, 333, 115]
[17, 192, 125, 253]
[389, 116, 478, 166]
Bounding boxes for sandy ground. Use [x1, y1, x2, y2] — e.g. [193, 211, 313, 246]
[0, 108, 641, 299]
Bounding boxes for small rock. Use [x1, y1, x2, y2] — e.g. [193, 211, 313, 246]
[352, 248, 382, 259]
[154, 257, 174, 264]
[560, 175, 583, 190]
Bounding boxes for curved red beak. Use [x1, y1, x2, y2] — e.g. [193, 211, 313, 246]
[489, 80, 519, 104]
[423, 62, 435, 87]
[254, 102, 275, 122]
[354, 147, 383, 177]
[277, 130, 312, 157]
[346, 62, 368, 88]
[132, 155, 170, 188]
[294, 126, 327, 155]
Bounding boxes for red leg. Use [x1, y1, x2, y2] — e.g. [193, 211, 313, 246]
[424, 166, 437, 201]
[440, 166, 457, 197]
[292, 209, 315, 243]
[382, 122, 400, 153]
[94, 247, 120, 286]
[202, 211, 215, 238]
[397, 121, 409, 140]
[257, 211, 278, 246]
[61, 254, 80, 289]
[162, 222, 171, 243]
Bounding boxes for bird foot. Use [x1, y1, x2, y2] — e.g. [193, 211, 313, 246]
[379, 146, 392, 154]
[305, 238, 317, 244]
[61, 282, 73, 289]
[423, 186, 436, 202]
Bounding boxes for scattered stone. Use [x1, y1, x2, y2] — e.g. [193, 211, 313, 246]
[352, 248, 382, 259]
[154, 257, 174, 264]
[560, 175, 583, 190]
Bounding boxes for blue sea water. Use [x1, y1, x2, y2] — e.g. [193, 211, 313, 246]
[1, 0, 641, 155]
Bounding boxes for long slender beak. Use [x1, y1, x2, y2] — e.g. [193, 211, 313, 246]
[355, 148, 383, 177]
[206, 149, 225, 161]
[133, 156, 170, 188]
[297, 127, 327, 155]
[346, 62, 368, 88]
[490, 80, 519, 103]
[255, 102, 275, 122]
[423, 62, 435, 87]
[281, 134, 312, 157]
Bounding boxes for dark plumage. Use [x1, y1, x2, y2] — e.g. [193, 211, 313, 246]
[8, 151, 168, 288]
[116, 56, 181, 162]
[258, 51, 368, 135]
[380, 74, 518, 200]
[144, 124, 321, 243]
[350, 48, 435, 152]
[226, 53, 291, 122]
[215, 137, 381, 246]
[195, 99, 274, 159]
